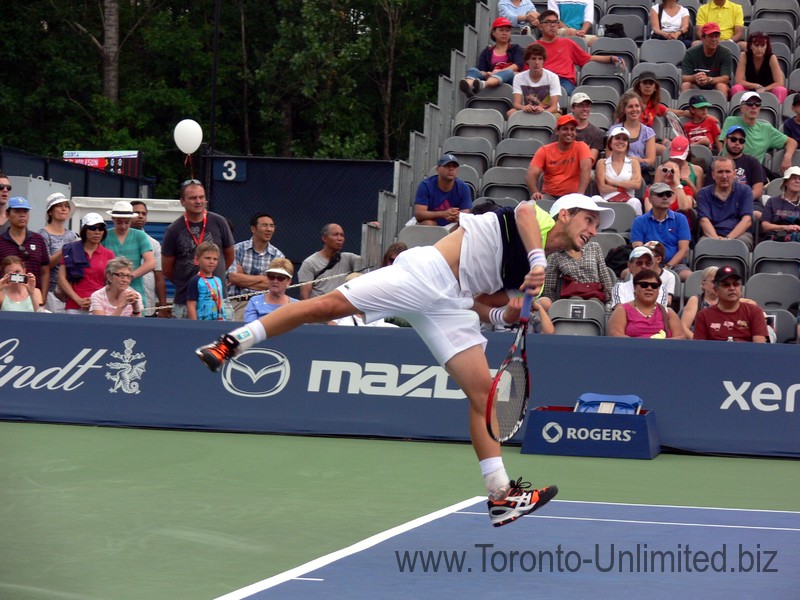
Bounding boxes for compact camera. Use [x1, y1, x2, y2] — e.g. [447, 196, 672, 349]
[9, 273, 28, 284]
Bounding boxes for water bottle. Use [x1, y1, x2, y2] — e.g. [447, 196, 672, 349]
[727, 336, 734, 342]
[597, 24, 605, 37]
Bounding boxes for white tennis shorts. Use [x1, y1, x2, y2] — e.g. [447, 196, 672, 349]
[337, 246, 485, 365]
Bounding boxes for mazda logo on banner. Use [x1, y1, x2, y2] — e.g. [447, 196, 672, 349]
[221, 349, 291, 398]
[542, 422, 563, 443]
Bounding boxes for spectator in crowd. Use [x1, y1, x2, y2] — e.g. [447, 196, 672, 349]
[414, 154, 473, 226]
[535, 9, 622, 94]
[632, 182, 693, 281]
[682, 22, 733, 97]
[508, 44, 560, 117]
[102, 201, 154, 310]
[782, 94, 800, 145]
[693, 265, 767, 342]
[595, 125, 644, 215]
[562, 92, 605, 165]
[227, 212, 286, 321]
[498, 0, 540, 34]
[186, 241, 227, 321]
[681, 265, 718, 338]
[642, 240, 677, 304]
[0, 255, 42, 312]
[130, 200, 168, 318]
[721, 92, 797, 173]
[39, 192, 79, 314]
[548, 0, 596, 46]
[244, 258, 298, 323]
[0, 197, 49, 303]
[661, 137, 705, 196]
[539, 240, 614, 310]
[761, 166, 800, 242]
[527, 114, 593, 200]
[58, 213, 115, 315]
[650, 0, 692, 47]
[161, 179, 235, 318]
[681, 96, 722, 153]
[611, 246, 670, 307]
[716, 125, 768, 214]
[382, 242, 408, 267]
[90, 257, 143, 317]
[613, 91, 657, 180]
[732, 32, 788, 105]
[297, 223, 361, 299]
[607, 268, 684, 338]
[696, 156, 754, 249]
[644, 161, 696, 219]
[0, 172, 11, 232]
[459, 17, 524, 98]
[632, 71, 667, 131]
[694, 0, 745, 50]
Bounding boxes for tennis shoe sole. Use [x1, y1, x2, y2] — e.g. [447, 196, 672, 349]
[488, 484, 558, 527]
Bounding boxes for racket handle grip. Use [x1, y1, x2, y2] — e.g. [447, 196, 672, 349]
[521, 292, 534, 320]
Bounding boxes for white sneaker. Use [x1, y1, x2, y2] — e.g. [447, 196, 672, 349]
[487, 478, 558, 527]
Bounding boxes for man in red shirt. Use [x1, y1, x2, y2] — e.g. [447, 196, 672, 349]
[693, 265, 768, 342]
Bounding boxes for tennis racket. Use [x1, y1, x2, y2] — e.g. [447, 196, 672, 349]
[665, 111, 687, 140]
[486, 293, 533, 443]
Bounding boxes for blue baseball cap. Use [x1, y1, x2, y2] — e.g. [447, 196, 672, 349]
[437, 153, 460, 166]
[725, 125, 746, 138]
[7, 196, 31, 210]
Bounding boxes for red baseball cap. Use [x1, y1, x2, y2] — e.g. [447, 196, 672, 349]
[492, 17, 513, 29]
[701, 22, 721, 36]
[669, 136, 690, 160]
[556, 114, 579, 128]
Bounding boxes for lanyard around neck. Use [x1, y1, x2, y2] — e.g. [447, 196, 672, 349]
[184, 211, 207, 246]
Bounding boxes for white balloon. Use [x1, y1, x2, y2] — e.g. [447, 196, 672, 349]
[174, 119, 203, 154]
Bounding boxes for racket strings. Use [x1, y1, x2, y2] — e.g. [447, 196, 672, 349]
[491, 358, 528, 439]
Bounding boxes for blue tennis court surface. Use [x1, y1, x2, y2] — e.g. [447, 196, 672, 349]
[216, 498, 800, 599]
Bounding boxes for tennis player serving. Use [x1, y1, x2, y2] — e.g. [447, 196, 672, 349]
[196, 193, 613, 527]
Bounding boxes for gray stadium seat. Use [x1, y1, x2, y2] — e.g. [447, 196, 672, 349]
[505, 111, 557, 144]
[599, 13, 647, 44]
[480, 167, 530, 203]
[578, 61, 628, 96]
[679, 269, 704, 311]
[442, 136, 493, 176]
[397, 225, 449, 248]
[744, 273, 800, 313]
[452, 108, 504, 147]
[751, 241, 800, 277]
[638, 40, 686, 68]
[692, 238, 750, 278]
[593, 232, 628, 260]
[548, 299, 607, 336]
[596, 201, 636, 236]
[494, 138, 541, 169]
[764, 309, 797, 343]
[591, 37, 639, 72]
[753, 0, 800, 30]
[466, 83, 515, 114]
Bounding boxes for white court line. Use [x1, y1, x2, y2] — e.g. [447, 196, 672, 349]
[213, 496, 486, 600]
[550, 499, 800, 515]
[456, 511, 800, 532]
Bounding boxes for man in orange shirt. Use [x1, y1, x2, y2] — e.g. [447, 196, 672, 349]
[526, 114, 593, 200]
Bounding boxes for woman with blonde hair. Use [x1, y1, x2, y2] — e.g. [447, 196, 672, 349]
[244, 257, 297, 323]
[613, 91, 657, 180]
[90, 256, 143, 317]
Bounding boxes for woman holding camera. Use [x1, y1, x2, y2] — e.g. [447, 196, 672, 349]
[90, 256, 143, 317]
[0, 255, 42, 312]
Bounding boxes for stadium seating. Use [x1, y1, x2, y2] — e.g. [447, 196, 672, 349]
[480, 167, 530, 203]
[751, 241, 800, 277]
[753, 0, 800, 31]
[505, 111, 557, 144]
[549, 299, 607, 336]
[692, 238, 751, 278]
[744, 273, 800, 313]
[397, 225, 449, 248]
[494, 138, 541, 169]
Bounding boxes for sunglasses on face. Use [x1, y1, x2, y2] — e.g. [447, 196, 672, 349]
[85, 224, 106, 231]
[661, 167, 674, 174]
[636, 281, 660, 289]
[742, 101, 761, 108]
[728, 136, 746, 144]
[653, 191, 673, 198]
[267, 274, 289, 281]
[0, 184, 12, 191]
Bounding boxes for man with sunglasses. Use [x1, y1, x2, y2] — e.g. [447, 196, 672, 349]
[610, 246, 669, 308]
[693, 265, 767, 343]
[696, 156, 754, 250]
[721, 92, 797, 174]
[0, 197, 50, 304]
[631, 182, 692, 282]
[162, 180, 235, 319]
[715, 125, 767, 213]
[0, 172, 11, 233]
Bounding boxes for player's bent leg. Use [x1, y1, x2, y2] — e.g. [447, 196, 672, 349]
[196, 291, 359, 372]
[445, 346, 558, 527]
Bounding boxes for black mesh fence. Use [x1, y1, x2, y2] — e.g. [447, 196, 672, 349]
[204, 155, 394, 269]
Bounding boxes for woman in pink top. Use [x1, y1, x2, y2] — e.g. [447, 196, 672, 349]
[58, 212, 115, 314]
[90, 256, 143, 317]
[607, 269, 684, 338]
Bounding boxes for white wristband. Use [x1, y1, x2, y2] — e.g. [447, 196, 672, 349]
[527, 248, 547, 270]
[489, 307, 512, 327]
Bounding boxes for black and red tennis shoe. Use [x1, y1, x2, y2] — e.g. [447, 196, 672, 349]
[196, 334, 240, 372]
[488, 478, 558, 527]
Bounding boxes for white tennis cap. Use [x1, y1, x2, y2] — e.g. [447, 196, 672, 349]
[548, 193, 615, 231]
